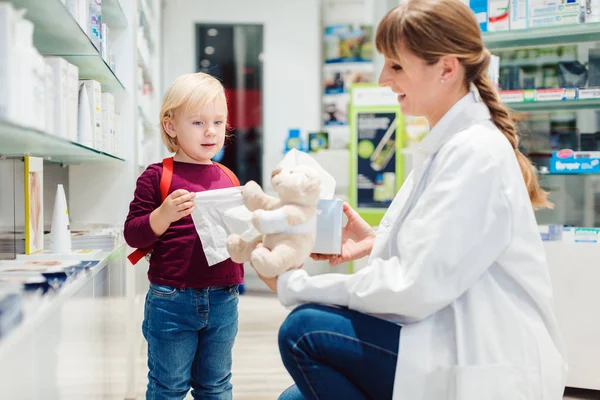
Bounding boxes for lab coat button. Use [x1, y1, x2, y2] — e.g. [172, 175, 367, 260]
[381, 220, 390, 227]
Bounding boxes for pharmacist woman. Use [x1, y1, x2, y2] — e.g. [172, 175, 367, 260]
[255, 1, 568, 399]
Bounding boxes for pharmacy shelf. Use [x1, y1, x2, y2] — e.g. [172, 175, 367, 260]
[483, 23, 600, 49]
[0, 120, 125, 164]
[505, 98, 600, 112]
[102, 0, 128, 29]
[62, 55, 125, 92]
[11, 0, 125, 92]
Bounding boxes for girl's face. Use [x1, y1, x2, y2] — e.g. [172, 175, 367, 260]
[166, 98, 228, 164]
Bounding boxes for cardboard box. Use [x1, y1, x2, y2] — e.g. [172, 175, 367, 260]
[312, 199, 343, 255]
[101, 92, 115, 154]
[488, 0, 510, 31]
[459, 0, 489, 32]
[44, 57, 70, 137]
[80, 80, 102, 149]
[510, 0, 529, 29]
[67, 63, 79, 141]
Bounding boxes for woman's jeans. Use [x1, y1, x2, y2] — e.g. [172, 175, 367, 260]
[278, 303, 401, 400]
[142, 284, 239, 400]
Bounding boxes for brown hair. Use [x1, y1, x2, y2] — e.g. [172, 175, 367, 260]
[375, 0, 552, 209]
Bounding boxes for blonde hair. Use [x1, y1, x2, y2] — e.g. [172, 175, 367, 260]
[160, 72, 227, 153]
[376, 0, 552, 209]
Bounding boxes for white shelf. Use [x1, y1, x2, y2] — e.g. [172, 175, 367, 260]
[0, 245, 125, 356]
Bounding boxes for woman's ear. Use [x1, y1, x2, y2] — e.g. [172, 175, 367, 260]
[439, 56, 461, 83]
[163, 117, 177, 138]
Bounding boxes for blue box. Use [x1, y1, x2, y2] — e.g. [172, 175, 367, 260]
[463, 0, 489, 32]
[549, 150, 600, 174]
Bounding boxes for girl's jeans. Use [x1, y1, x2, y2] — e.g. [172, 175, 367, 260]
[142, 284, 239, 400]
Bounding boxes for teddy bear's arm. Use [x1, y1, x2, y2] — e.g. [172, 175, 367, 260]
[280, 205, 313, 226]
[243, 181, 280, 211]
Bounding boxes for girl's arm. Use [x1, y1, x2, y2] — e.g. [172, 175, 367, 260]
[124, 165, 162, 249]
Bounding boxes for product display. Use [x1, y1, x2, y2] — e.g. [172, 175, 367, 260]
[461, 0, 600, 32]
[0, 3, 46, 130]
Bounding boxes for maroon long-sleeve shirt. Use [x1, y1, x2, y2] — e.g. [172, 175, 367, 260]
[124, 160, 244, 288]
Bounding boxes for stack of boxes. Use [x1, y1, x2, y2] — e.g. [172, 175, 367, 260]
[0, 4, 47, 131]
[63, 0, 112, 65]
[0, 2, 119, 156]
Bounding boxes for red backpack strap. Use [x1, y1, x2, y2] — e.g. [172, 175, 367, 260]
[160, 157, 174, 201]
[214, 162, 240, 186]
[127, 158, 175, 265]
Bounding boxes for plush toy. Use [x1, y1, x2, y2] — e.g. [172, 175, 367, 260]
[226, 165, 321, 278]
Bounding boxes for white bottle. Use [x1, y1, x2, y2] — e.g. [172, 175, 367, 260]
[50, 184, 72, 254]
[77, 83, 94, 147]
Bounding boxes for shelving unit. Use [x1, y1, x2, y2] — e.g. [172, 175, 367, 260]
[0, 120, 125, 164]
[506, 98, 600, 112]
[11, 0, 125, 92]
[0, 0, 162, 398]
[481, 21, 600, 392]
[483, 22, 600, 49]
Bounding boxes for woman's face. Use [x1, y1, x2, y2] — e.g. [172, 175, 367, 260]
[378, 44, 446, 120]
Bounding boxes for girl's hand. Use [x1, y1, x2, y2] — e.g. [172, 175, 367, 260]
[150, 190, 196, 237]
[311, 202, 376, 266]
[159, 189, 196, 223]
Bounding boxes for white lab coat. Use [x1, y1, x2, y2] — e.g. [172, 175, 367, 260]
[277, 92, 568, 399]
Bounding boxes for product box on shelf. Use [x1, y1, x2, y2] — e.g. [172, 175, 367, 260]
[101, 92, 115, 154]
[535, 88, 578, 101]
[101, 23, 109, 62]
[579, 88, 600, 99]
[65, 0, 89, 34]
[562, 227, 600, 243]
[80, 80, 103, 150]
[488, 0, 510, 31]
[539, 224, 563, 241]
[549, 149, 600, 174]
[17, 18, 46, 131]
[510, 0, 529, 29]
[44, 64, 55, 134]
[44, 57, 71, 137]
[89, 0, 102, 51]
[500, 90, 526, 103]
[530, 13, 581, 27]
[67, 63, 79, 141]
[586, 0, 600, 22]
[459, 0, 489, 32]
[0, 3, 16, 122]
[529, 0, 583, 18]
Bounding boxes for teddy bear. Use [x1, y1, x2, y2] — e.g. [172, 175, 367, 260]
[226, 164, 321, 278]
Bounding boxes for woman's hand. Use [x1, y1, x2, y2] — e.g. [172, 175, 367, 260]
[311, 202, 376, 267]
[256, 271, 278, 293]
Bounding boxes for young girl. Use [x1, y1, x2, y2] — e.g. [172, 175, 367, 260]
[124, 72, 242, 400]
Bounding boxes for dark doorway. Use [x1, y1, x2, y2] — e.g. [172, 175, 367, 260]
[196, 24, 263, 186]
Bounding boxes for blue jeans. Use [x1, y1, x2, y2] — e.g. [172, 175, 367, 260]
[142, 284, 239, 400]
[278, 304, 401, 400]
